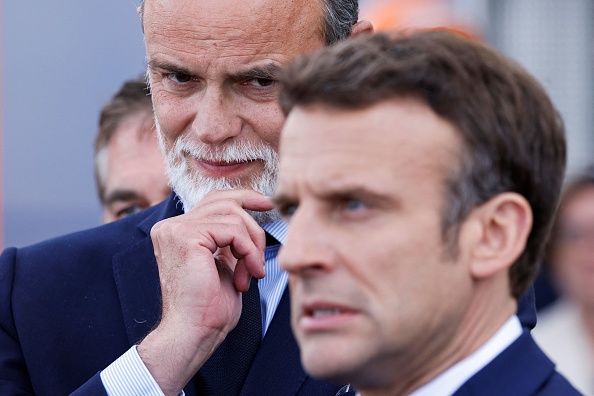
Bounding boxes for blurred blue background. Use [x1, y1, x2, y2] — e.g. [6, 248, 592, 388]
[1, 0, 593, 248]
[2, 0, 146, 247]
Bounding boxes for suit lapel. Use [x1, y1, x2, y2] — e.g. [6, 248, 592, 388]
[453, 330, 556, 395]
[240, 286, 308, 396]
[112, 237, 162, 345]
[112, 194, 184, 345]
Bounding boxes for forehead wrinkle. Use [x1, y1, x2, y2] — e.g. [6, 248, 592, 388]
[145, 0, 324, 54]
[287, 143, 366, 195]
[147, 26, 305, 72]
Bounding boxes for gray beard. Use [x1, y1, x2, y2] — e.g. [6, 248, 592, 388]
[155, 118, 281, 226]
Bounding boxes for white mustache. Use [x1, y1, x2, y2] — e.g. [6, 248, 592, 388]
[174, 135, 276, 165]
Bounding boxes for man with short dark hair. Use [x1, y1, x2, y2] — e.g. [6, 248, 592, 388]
[94, 76, 171, 223]
[273, 30, 579, 395]
[0, 0, 373, 395]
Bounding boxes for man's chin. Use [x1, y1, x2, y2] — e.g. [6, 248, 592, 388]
[171, 179, 281, 225]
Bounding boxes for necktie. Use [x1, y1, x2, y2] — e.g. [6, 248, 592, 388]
[195, 232, 278, 395]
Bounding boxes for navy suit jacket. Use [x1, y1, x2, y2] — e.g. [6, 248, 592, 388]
[453, 330, 581, 395]
[0, 194, 341, 396]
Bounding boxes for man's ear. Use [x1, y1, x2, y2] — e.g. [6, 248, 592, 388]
[467, 193, 533, 279]
[350, 20, 374, 38]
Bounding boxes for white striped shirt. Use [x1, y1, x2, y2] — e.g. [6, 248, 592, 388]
[101, 219, 289, 396]
[260, 219, 289, 336]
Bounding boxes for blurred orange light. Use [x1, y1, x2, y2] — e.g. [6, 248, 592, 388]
[361, 0, 479, 40]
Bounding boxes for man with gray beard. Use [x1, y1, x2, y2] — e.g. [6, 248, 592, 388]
[0, 0, 372, 395]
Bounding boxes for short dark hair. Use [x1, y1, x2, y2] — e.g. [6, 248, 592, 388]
[94, 76, 154, 203]
[279, 30, 566, 299]
[138, 0, 358, 46]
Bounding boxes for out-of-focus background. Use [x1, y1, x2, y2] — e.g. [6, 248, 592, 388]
[1, 0, 593, 248]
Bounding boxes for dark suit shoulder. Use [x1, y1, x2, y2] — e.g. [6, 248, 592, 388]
[0, 197, 180, 395]
[2, 194, 183, 274]
[535, 371, 583, 395]
[12, 203, 158, 261]
[0, 198, 172, 332]
[454, 330, 582, 395]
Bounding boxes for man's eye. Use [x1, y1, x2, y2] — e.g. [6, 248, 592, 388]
[279, 204, 298, 218]
[344, 199, 366, 211]
[117, 205, 143, 219]
[249, 78, 275, 88]
[167, 72, 193, 84]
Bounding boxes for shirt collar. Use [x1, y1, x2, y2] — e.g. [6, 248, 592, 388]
[409, 315, 522, 396]
[261, 218, 288, 245]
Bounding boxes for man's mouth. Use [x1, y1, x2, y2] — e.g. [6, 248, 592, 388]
[298, 302, 358, 332]
[309, 308, 344, 318]
[201, 159, 258, 166]
[192, 158, 261, 177]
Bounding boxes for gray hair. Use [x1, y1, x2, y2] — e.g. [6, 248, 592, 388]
[321, 0, 359, 45]
[138, 0, 359, 45]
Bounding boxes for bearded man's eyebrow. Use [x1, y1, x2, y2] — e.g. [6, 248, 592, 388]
[229, 63, 283, 81]
[147, 60, 192, 76]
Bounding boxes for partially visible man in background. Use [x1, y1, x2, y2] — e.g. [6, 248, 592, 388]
[94, 76, 171, 223]
[274, 30, 579, 395]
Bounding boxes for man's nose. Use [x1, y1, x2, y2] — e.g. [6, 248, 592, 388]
[191, 87, 241, 145]
[279, 206, 334, 276]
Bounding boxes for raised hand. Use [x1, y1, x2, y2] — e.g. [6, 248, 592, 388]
[138, 189, 274, 396]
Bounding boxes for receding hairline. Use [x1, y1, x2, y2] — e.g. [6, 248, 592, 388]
[138, 0, 351, 46]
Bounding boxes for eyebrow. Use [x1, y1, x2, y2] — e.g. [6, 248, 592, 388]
[147, 60, 192, 76]
[272, 186, 395, 208]
[103, 189, 143, 206]
[147, 59, 283, 81]
[326, 187, 391, 204]
[229, 63, 283, 81]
